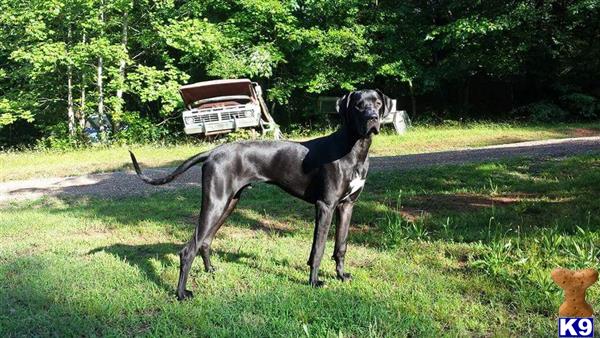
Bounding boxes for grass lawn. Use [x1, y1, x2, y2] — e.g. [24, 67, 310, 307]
[1, 121, 599, 181]
[1, 153, 599, 336]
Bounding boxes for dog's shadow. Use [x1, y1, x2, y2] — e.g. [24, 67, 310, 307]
[88, 241, 313, 293]
[88, 243, 259, 292]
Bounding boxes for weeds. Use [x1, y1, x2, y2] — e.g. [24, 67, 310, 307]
[470, 223, 600, 313]
[381, 212, 430, 247]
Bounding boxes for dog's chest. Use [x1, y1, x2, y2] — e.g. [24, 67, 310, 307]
[342, 171, 366, 200]
[348, 174, 366, 195]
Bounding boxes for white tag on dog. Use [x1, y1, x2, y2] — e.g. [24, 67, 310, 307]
[342, 174, 365, 200]
[348, 175, 365, 195]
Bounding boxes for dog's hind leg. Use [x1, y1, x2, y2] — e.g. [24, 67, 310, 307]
[177, 238, 199, 300]
[333, 202, 354, 282]
[199, 196, 240, 273]
[177, 200, 229, 300]
[176, 169, 232, 301]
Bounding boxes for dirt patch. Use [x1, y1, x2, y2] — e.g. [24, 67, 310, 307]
[13, 243, 47, 257]
[397, 208, 429, 222]
[249, 218, 295, 235]
[392, 193, 551, 220]
[73, 228, 116, 239]
[492, 137, 532, 145]
[568, 128, 600, 137]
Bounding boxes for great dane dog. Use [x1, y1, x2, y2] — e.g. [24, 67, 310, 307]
[130, 89, 392, 300]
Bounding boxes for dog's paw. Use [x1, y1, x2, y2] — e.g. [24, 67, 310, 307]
[205, 266, 216, 273]
[309, 280, 326, 288]
[337, 272, 352, 282]
[177, 289, 194, 301]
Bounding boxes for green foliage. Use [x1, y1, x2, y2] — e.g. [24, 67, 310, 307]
[1, 0, 599, 147]
[0, 98, 34, 126]
[381, 212, 430, 247]
[225, 128, 257, 142]
[560, 93, 599, 119]
[127, 65, 190, 116]
[113, 111, 171, 144]
[514, 102, 568, 123]
[34, 123, 88, 150]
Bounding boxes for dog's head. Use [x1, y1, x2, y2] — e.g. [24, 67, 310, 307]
[336, 89, 393, 137]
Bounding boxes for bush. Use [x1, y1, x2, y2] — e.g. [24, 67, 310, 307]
[34, 122, 88, 151]
[113, 111, 171, 144]
[225, 129, 257, 142]
[560, 93, 599, 119]
[513, 102, 568, 122]
[29, 111, 189, 150]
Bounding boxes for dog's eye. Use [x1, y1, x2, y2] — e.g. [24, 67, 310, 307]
[376, 101, 382, 106]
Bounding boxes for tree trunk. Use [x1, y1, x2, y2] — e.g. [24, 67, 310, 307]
[97, 1, 105, 127]
[464, 77, 470, 113]
[67, 25, 75, 136]
[408, 79, 417, 117]
[67, 66, 75, 136]
[79, 33, 87, 130]
[509, 79, 515, 110]
[114, 11, 128, 132]
[97, 56, 104, 120]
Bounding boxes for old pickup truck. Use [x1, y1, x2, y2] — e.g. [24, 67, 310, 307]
[180, 79, 279, 137]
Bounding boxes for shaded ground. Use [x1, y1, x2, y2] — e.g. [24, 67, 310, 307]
[2, 154, 599, 336]
[391, 192, 567, 222]
[1, 136, 599, 203]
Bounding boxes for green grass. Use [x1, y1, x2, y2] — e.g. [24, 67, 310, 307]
[371, 121, 600, 156]
[1, 121, 599, 181]
[1, 154, 599, 336]
[0, 143, 214, 182]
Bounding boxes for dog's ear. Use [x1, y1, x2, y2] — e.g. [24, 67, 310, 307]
[336, 92, 353, 123]
[375, 89, 394, 118]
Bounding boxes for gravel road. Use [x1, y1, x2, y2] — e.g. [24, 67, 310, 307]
[1, 136, 599, 203]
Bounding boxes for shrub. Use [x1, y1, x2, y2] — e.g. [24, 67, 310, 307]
[113, 111, 171, 144]
[225, 128, 259, 142]
[381, 212, 430, 248]
[514, 102, 568, 122]
[560, 93, 599, 119]
[34, 122, 88, 150]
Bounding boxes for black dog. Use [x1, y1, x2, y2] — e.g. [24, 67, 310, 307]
[130, 89, 392, 300]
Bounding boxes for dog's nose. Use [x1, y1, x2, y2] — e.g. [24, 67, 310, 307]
[366, 110, 378, 120]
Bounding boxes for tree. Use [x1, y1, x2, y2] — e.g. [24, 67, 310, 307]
[1, 0, 598, 147]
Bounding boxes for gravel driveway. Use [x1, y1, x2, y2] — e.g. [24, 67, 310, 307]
[1, 136, 599, 203]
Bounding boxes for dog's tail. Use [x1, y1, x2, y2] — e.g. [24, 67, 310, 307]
[129, 150, 210, 186]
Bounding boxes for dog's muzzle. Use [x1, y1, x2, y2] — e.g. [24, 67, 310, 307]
[366, 118, 380, 135]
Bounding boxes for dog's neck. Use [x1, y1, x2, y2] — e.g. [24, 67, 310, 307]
[299, 125, 372, 172]
[338, 127, 372, 161]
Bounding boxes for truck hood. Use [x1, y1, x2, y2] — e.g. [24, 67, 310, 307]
[179, 79, 253, 107]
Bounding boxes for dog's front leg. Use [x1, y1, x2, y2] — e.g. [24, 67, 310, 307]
[333, 202, 353, 281]
[308, 200, 334, 287]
